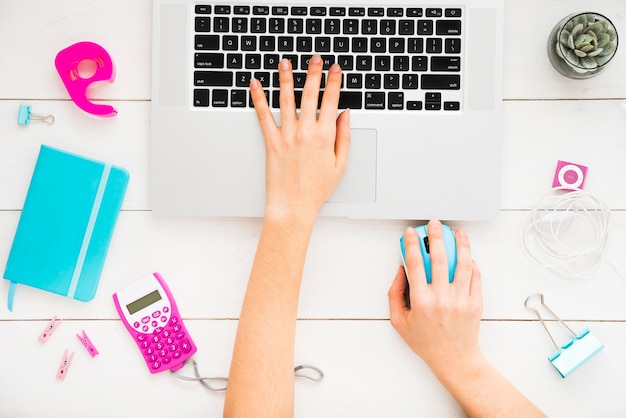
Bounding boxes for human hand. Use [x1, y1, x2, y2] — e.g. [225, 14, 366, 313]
[250, 55, 351, 222]
[388, 219, 485, 376]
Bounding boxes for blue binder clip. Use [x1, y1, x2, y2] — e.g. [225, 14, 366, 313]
[525, 293, 604, 378]
[18, 104, 55, 125]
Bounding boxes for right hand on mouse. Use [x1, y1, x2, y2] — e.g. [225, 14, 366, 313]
[388, 219, 484, 377]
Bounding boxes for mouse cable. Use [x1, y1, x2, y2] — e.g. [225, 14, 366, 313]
[520, 188, 612, 280]
[170, 359, 324, 392]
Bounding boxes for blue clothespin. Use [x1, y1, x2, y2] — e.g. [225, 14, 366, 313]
[525, 294, 604, 378]
[17, 104, 55, 125]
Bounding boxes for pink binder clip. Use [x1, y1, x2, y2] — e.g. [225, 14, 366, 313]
[39, 316, 62, 343]
[77, 330, 99, 358]
[57, 349, 74, 380]
[54, 41, 117, 117]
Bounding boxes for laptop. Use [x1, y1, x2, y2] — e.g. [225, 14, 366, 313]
[150, 0, 503, 220]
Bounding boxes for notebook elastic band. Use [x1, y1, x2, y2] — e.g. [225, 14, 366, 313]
[67, 164, 111, 299]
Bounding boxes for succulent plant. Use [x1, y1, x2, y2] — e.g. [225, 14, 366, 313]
[555, 13, 618, 73]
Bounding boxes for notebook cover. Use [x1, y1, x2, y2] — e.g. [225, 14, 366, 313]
[3, 145, 129, 305]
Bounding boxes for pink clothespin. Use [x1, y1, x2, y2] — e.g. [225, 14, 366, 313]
[39, 316, 62, 343]
[54, 41, 117, 117]
[76, 330, 99, 358]
[57, 349, 74, 380]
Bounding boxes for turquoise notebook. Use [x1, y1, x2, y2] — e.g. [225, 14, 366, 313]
[3, 145, 129, 311]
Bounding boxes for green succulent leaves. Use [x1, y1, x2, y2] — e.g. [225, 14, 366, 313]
[556, 13, 618, 73]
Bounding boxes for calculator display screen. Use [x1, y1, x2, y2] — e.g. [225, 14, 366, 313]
[127, 290, 162, 315]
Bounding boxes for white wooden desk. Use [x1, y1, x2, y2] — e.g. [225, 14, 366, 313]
[1, 1, 626, 416]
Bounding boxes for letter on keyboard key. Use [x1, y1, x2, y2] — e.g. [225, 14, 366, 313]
[194, 71, 234, 87]
[421, 75, 460, 90]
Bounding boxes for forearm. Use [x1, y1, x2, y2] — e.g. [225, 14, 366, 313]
[433, 354, 546, 418]
[224, 213, 316, 418]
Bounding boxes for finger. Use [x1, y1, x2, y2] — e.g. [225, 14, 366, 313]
[277, 58, 297, 127]
[452, 229, 474, 294]
[403, 227, 428, 297]
[427, 219, 450, 290]
[334, 109, 351, 174]
[388, 266, 409, 330]
[318, 64, 342, 126]
[250, 78, 278, 140]
[299, 55, 324, 120]
[469, 261, 483, 306]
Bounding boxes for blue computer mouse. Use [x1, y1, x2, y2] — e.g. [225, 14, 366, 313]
[400, 224, 457, 284]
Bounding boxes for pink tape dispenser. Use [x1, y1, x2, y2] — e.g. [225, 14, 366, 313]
[55, 41, 117, 117]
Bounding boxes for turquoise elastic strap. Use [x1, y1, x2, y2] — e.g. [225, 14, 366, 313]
[67, 164, 111, 299]
[7, 281, 16, 311]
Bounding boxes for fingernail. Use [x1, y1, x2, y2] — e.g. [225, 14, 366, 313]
[458, 229, 467, 238]
[280, 58, 290, 71]
[344, 108, 350, 123]
[329, 63, 341, 73]
[311, 55, 322, 65]
[250, 78, 260, 90]
[429, 219, 442, 230]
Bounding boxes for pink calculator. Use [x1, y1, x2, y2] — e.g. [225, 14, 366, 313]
[113, 272, 196, 373]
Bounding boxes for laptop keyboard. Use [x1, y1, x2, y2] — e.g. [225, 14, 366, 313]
[192, 5, 463, 111]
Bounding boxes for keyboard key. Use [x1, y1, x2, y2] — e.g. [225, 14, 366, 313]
[445, 8, 462, 17]
[310, 7, 327, 16]
[234, 6, 250, 15]
[195, 35, 219, 50]
[387, 8, 403, 17]
[402, 74, 418, 89]
[215, 5, 230, 14]
[407, 8, 423, 17]
[346, 73, 363, 88]
[195, 17, 210, 32]
[253, 6, 270, 15]
[407, 101, 423, 110]
[431, 56, 461, 72]
[417, 20, 433, 35]
[436, 20, 462, 36]
[194, 53, 225, 68]
[272, 6, 289, 15]
[388, 92, 404, 110]
[338, 91, 363, 109]
[194, 89, 209, 106]
[348, 8, 365, 17]
[368, 8, 384, 17]
[195, 5, 211, 14]
[291, 7, 307, 16]
[421, 75, 460, 89]
[211, 89, 228, 107]
[445, 38, 462, 54]
[444, 101, 460, 110]
[330, 7, 346, 16]
[194, 71, 233, 86]
[231, 90, 247, 107]
[426, 8, 443, 17]
[343, 19, 359, 34]
[365, 92, 385, 109]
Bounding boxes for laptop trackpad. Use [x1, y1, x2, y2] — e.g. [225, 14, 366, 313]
[327, 129, 377, 203]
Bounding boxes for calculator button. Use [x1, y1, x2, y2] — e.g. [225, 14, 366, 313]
[159, 349, 168, 357]
[163, 330, 171, 338]
[148, 354, 158, 362]
[161, 316, 168, 323]
[181, 339, 192, 353]
[145, 347, 155, 355]
[172, 324, 182, 333]
[152, 310, 161, 318]
[151, 361, 161, 370]
[142, 325, 149, 332]
[152, 320, 158, 327]
[169, 344, 178, 352]
[166, 337, 175, 345]
[170, 316, 179, 325]
[140, 340, 150, 349]
[141, 316, 151, 324]
[154, 327, 164, 334]
[176, 332, 185, 340]
[163, 307, 170, 313]
[163, 356, 172, 364]
[173, 351, 182, 360]
[151, 335, 160, 343]
[133, 321, 140, 328]
[137, 334, 148, 342]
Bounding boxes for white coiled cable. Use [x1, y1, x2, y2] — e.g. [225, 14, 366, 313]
[521, 188, 611, 279]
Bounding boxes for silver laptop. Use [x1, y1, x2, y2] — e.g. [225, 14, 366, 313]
[151, 0, 503, 220]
